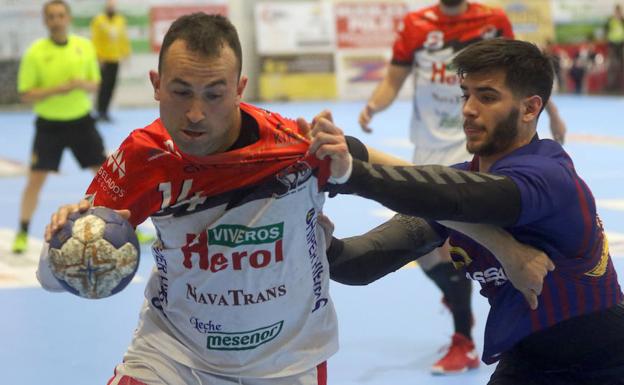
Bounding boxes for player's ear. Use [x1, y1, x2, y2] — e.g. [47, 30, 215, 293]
[521, 95, 542, 123]
[235, 75, 248, 105]
[149, 70, 161, 102]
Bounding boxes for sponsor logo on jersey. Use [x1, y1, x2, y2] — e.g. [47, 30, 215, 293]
[186, 284, 287, 306]
[206, 321, 283, 350]
[106, 150, 126, 178]
[154, 246, 169, 307]
[209, 223, 283, 247]
[96, 167, 125, 199]
[466, 267, 508, 286]
[450, 245, 473, 269]
[430, 62, 459, 85]
[275, 161, 313, 198]
[181, 223, 284, 271]
[586, 218, 610, 277]
[305, 208, 329, 313]
[190, 317, 223, 333]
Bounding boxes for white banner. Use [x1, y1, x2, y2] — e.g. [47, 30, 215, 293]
[552, 0, 620, 23]
[255, 1, 335, 55]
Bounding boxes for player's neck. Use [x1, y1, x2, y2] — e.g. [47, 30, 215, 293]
[440, 2, 468, 16]
[220, 109, 243, 153]
[478, 132, 535, 172]
[50, 33, 68, 45]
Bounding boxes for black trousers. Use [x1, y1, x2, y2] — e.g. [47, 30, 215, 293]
[97, 61, 119, 117]
[488, 302, 624, 385]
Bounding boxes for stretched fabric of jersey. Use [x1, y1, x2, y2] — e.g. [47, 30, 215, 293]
[85, 102, 338, 378]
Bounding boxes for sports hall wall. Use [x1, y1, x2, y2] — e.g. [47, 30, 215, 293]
[0, 0, 619, 106]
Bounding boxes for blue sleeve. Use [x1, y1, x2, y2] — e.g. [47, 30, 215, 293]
[495, 156, 577, 226]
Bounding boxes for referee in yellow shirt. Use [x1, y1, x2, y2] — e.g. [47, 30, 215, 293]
[12, 0, 106, 253]
[90, 0, 131, 122]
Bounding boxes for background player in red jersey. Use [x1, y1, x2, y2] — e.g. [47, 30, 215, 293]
[357, 0, 567, 374]
[312, 38, 624, 385]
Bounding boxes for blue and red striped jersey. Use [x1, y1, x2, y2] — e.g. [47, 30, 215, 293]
[445, 136, 622, 364]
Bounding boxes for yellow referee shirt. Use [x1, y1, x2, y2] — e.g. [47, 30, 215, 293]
[18, 35, 100, 121]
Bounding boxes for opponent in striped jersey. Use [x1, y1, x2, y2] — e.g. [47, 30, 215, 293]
[320, 39, 624, 384]
[358, 1, 517, 373]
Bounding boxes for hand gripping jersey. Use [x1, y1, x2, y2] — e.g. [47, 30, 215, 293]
[86, 103, 338, 377]
[392, 3, 513, 163]
[444, 137, 623, 364]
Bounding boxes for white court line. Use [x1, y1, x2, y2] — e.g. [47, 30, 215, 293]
[597, 199, 624, 211]
[0, 157, 27, 178]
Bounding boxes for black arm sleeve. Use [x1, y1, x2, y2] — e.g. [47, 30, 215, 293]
[332, 159, 521, 227]
[345, 135, 369, 162]
[328, 214, 445, 285]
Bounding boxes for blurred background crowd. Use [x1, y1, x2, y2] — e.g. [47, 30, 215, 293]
[0, 0, 623, 110]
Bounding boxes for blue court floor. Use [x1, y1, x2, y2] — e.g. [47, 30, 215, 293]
[1, 95, 623, 384]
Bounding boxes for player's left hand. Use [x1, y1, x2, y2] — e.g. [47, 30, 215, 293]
[500, 242, 555, 310]
[316, 213, 335, 250]
[44, 199, 131, 242]
[308, 110, 352, 182]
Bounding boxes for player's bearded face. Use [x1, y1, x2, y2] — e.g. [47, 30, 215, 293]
[153, 40, 246, 157]
[465, 107, 519, 157]
[461, 69, 522, 157]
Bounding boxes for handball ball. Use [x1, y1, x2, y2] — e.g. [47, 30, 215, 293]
[48, 206, 140, 299]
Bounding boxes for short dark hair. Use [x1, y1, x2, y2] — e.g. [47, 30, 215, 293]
[158, 13, 242, 78]
[452, 38, 554, 114]
[43, 0, 71, 15]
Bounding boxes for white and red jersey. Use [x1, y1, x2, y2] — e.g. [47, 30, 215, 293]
[85, 103, 338, 378]
[392, 2, 513, 165]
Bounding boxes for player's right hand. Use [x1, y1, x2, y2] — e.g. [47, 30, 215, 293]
[309, 114, 352, 182]
[44, 200, 131, 242]
[358, 102, 376, 133]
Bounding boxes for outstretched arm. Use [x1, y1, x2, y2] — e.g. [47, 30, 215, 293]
[440, 220, 554, 310]
[359, 64, 411, 133]
[309, 118, 521, 226]
[323, 214, 554, 309]
[326, 214, 445, 285]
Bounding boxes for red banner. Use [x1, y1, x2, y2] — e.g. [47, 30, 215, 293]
[335, 2, 407, 49]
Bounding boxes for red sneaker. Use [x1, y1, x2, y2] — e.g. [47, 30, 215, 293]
[431, 333, 480, 375]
